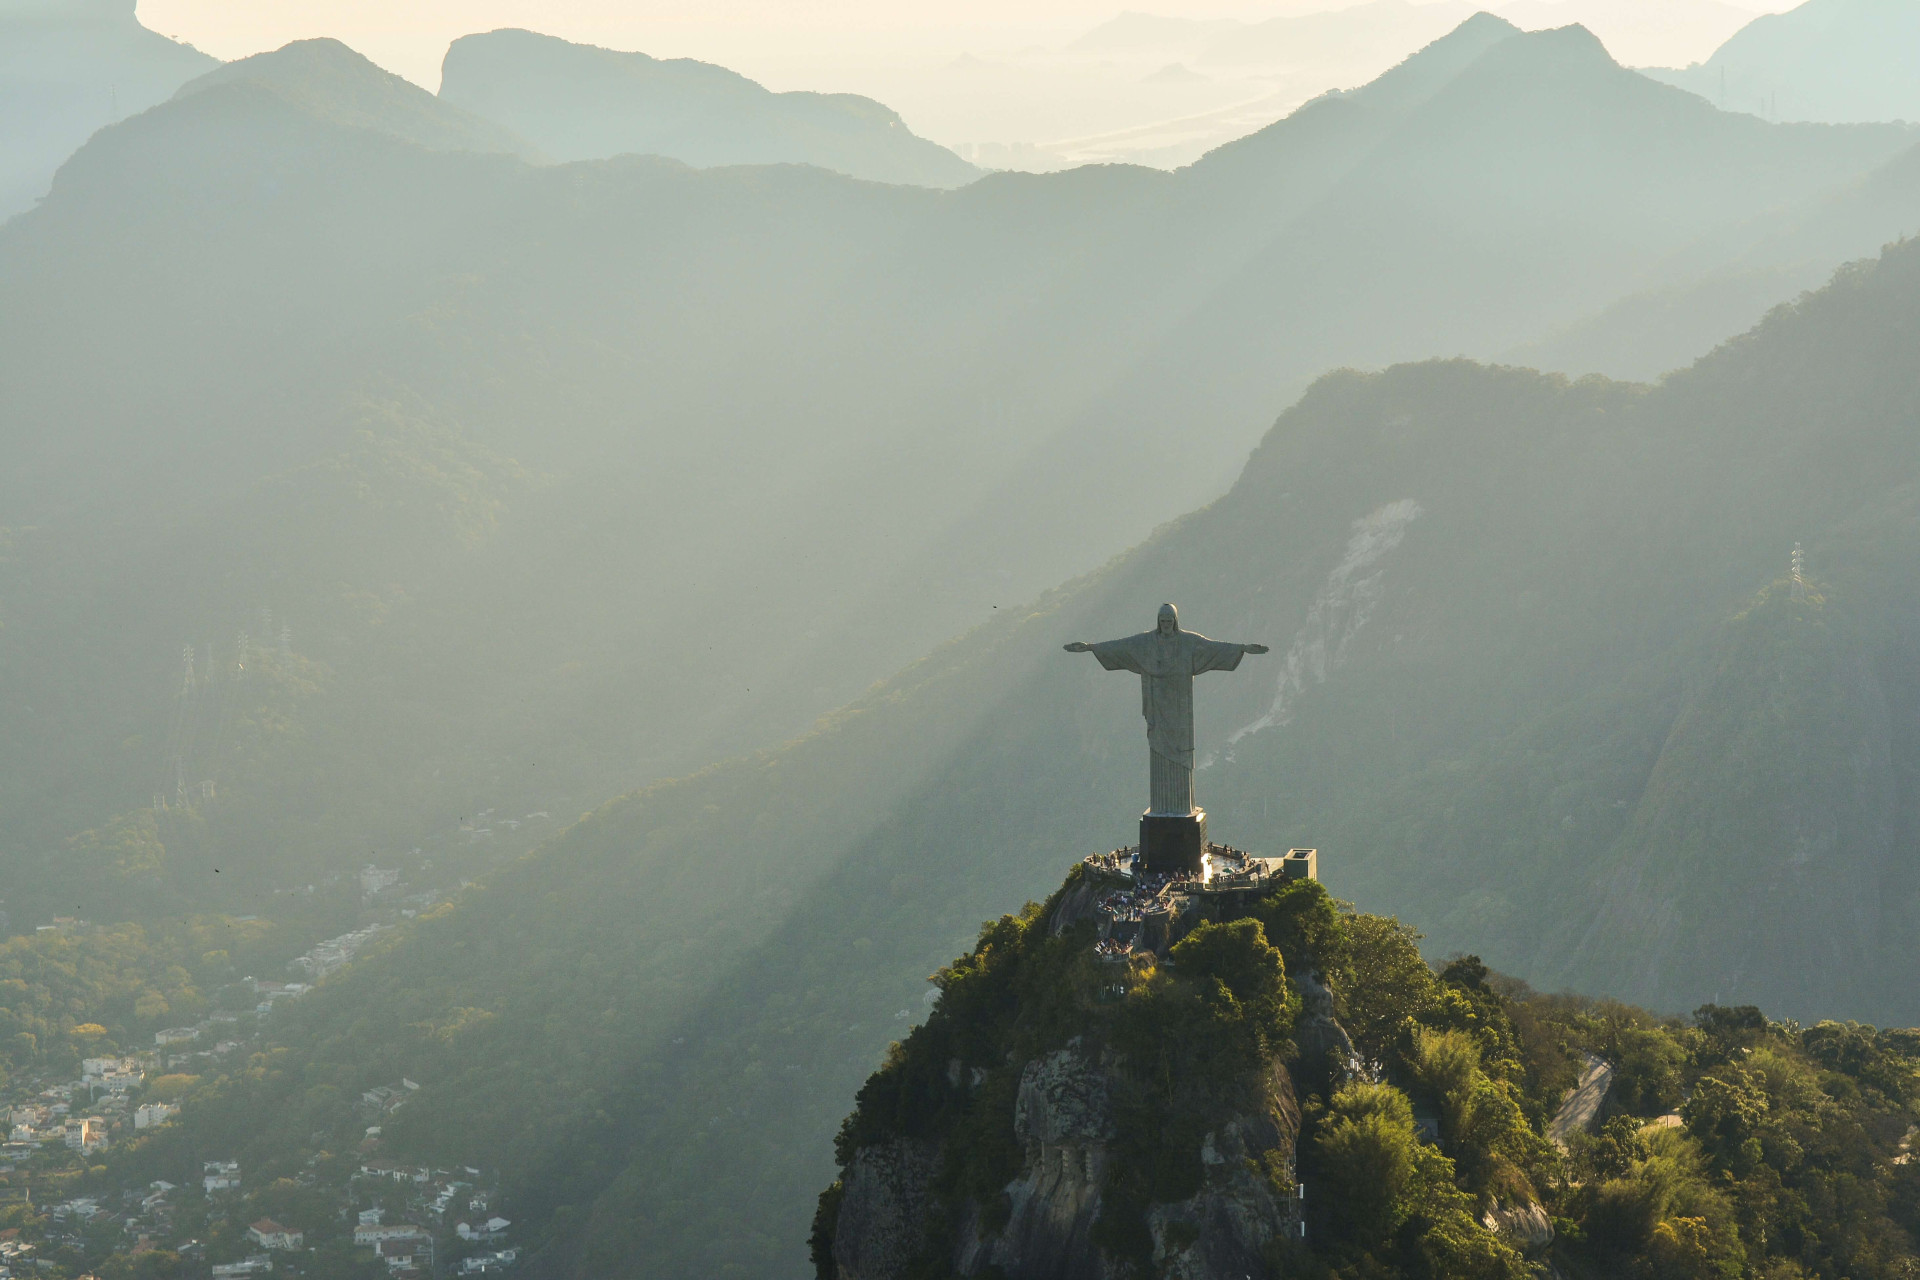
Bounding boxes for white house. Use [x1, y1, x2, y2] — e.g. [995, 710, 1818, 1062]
[210, 1257, 274, 1278]
[248, 1219, 304, 1250]
[203, 1159, 241, 1192]
[375, 1235, 432, 1271]
[81, 1057, 144, 1091]
[456, 1217, 510, 1243]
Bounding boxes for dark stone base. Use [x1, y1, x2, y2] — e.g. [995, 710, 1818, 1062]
[1140, 809, 1206, 877]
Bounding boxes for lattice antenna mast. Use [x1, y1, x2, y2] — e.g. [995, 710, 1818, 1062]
[1791, 542, 1807, 600]
[174, 644, 196, 805]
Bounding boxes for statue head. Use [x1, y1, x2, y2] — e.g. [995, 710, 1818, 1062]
[1157, 603, 1178, 636]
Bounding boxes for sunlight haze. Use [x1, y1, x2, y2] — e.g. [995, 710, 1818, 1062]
[8, 0, 1920, 1274]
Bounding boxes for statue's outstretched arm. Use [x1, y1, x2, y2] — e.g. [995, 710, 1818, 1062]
[1063, 642, 1092, 653]
[1242, 643, 1270, 654]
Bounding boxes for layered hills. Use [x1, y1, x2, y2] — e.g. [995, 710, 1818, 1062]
[124, 227, 1920, 1277]
[438, 28, 978, 188]
[9, 18, 1920, 936]
[11, 20, 1920, 1274]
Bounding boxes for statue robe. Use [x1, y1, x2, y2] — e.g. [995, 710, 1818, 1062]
[1083, 627, 1250, 815]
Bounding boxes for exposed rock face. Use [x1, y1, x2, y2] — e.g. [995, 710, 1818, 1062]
[824, 866, 1344, 1280]
[1015, 1043, 1117, 1149]
[1150, 1105, 1300, 1280]
[1482, 1197, 1554, 1250]
[1293, 969, 1360, 1079]
[958, 1042, 1117, 1279]
[1048, 878, 1110, 937]
[830, 1041, 1301, 1280]
[831, 1138, 941, 1280]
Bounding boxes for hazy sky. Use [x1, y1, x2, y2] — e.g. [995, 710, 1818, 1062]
[136, 0, 1804, 159]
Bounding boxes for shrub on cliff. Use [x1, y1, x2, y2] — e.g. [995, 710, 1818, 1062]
[1309, 1080, 1530, 1279]
[1115, 917, 1298, 1091]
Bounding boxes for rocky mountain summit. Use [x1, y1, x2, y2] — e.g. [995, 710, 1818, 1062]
[816, 857, 1325, 1279]
[812, 855, 1547, 1279]
[813, 851, 1920, 1279]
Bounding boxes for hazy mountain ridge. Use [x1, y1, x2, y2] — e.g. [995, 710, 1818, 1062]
[7, 11, 1920, 961]
[178, 37, 542, 161]
[439, 27, 978, 188]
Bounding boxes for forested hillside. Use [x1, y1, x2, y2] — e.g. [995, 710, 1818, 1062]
[113, 228, 1920, 1277]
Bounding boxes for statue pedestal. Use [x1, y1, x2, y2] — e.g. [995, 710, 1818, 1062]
[1140, 809, 1206, 877]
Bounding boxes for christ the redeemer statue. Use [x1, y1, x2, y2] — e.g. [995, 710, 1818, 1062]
[1066, 603, 1267, 873]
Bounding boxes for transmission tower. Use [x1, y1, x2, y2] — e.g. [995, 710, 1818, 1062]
[167, 645, 197, 808]
[1791, 543, 1807, 600]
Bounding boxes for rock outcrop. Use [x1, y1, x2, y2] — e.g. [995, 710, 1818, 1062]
[820, 863, 1338, 1280]
[1482, 1197, 1554, 1251]
[1147, 1073, 1302, 1280]
[832, 1139, 942, 1280]
[828, 1029, 1304, 1279]
[955, 1042, 1117, 1279]
[1292, 969, 1360, 1081]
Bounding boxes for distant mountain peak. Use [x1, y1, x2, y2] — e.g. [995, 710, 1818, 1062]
[1418, 18, 1639, 105]
[1508, 20, 1617, 65]
[173, 38, 541, 159]
[1347, 11, 1522, 111]
[438, 27, 976, 188]
[1143, 62, 1209, 84]
[177, 37, 429, 103]
[1457, 10, 1524, 38]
